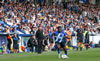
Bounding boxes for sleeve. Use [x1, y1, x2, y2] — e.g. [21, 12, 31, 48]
[17, 36, 20, 40]
[82, 29, 84, 33]
[64, 32, 66, 37]
[76, 29, 79, 33]
[54, 32, 57, 36]
[51, 32, 56, 37]
[35, 31, 38, 39]
[12, 37, 15, 40]
[27, 39, 30, 47]
[63, 32, 67, 41]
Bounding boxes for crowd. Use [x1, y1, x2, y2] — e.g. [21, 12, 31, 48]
[0, 1, 100, 54]
[0, 1, 100, 34]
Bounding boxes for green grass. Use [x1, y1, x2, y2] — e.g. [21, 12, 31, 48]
[0, 48, 100, 61]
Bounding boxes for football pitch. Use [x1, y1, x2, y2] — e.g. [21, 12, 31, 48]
[0, 48, 100, 61]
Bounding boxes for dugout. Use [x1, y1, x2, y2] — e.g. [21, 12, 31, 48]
[0, 33, 32, 53]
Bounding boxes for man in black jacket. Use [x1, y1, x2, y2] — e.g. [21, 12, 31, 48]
[85, 28, 90, 50]
[77, 26, 84, 51]
[27, 35, 37, 52]
[36, 26, 44, 54]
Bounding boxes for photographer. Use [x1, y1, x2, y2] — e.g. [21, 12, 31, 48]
[27, 35, 37, 52]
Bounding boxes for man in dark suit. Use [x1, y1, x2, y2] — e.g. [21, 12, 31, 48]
[36, 26, 44, 54]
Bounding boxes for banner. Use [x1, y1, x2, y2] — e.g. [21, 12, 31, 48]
[0, 36, 7, 47]
[79, 0, 88, 3]
[19, 37, 30, 52]
[71, 35, 100, 47]
[71, 36, 77, 47]
[89, 0, 96, 4]
[21, 37, 30, 47]
[90, 36, 100, 44]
